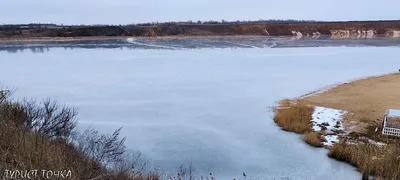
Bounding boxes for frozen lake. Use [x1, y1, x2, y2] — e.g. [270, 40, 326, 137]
[1, 38, 400, 179]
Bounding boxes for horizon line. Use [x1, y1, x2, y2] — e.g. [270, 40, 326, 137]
[2, 19, 400, 26]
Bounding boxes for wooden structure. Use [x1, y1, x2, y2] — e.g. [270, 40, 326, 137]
[382, 109, 400, 137]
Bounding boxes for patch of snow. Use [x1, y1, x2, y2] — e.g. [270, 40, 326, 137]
[291, 30, 303, 39]
[311, 106, 345, 132]
[360, 137, 386, 146]
[296, 31, 303, 37]
[264, 30, 270, 36]
[298, 85, 334, 98]
[323, 135, 339, 146]
[369, 140, 386, 146]
[330, 30, 350, 39]
[224, 41, 256, 48]
[366, 30, 375, 39]
[270, 41, 278, 48]
[125, 38, 176, 49]
[299, 81, 352, 98]
[393, 30, 400, 38]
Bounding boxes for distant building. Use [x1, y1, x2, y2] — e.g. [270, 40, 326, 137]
[382, 109, 400, 137]
[19, 25, 29, 29]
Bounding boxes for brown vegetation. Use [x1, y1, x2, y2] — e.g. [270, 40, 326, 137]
[273, 99, 314, 134]
[302, 132, 323, 147]
[298, 73, 400, 179]
[329, 142, 400, 179]
[1, 20, 400, 39]
[304, 73, 400, 133]
[0, 91, 159, 180]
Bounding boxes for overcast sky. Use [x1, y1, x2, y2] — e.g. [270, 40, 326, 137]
[1, 0, 399, 25]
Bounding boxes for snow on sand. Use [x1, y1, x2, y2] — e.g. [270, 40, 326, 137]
[311, 106, 346, 146]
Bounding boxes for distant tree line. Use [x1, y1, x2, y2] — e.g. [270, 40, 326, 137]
[134, 19, 319, 26]
[0, 19, 319, 29]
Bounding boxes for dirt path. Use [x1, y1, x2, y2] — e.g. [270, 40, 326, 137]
[303, 73, 400, 133]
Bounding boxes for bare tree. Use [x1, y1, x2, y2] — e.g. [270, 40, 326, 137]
[0, 85, 15, 103]
[188, 162, 196, 180]
[73, 126, 127, 169]
[18, 98, 78, 139]
[126, 151, 150, 174]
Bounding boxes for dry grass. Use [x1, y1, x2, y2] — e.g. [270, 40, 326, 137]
[303, 73, 400, 132]
[299, 73, 400, 179]
[302, 132, 323, 147]
[273, 99, 314, 134]
[329, 142, 400, 179]
[0, 119, 104, 179]
[0, 95, 159, 180]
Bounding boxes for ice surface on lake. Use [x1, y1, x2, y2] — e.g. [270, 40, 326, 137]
[2, 42, 399, 179]
[1, 36, 400, 53]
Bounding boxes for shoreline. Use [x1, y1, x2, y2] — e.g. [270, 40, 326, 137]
[274, 72, 400, 179]
[297, 72, 396, 99]
[2, 21, 400, 42]
[0, 35, 271, 42]
[1, 34, 399, 43]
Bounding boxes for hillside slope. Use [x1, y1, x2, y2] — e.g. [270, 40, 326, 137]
[1, 21, 400, 38]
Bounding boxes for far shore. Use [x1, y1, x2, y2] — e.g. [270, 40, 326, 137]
[1, 35, 399, 43]
[0, 35, 272, 42]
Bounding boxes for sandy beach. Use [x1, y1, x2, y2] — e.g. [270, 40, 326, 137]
[303, 72, 400, 133]
[274, 72, 400, 179]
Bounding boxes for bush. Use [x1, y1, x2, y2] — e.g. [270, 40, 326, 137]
[273, 99, 314, 133]
[302, 132, 323, 147]
[328, 142, 400, 179]
[72, 127, 126, 169]
[0, 93, 159, 180]
[0, 114, 103, 179]
[0, 98, 77, 139]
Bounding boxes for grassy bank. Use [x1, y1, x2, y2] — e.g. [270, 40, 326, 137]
[302, 132, 323, 148]
[273, 99, 314, 134]
[274, 99, 322, 147]
[273, 99, 324, 148]
[304, 73, 400, 132]
[328, 142, 400, 179]
[273, 73, 400, 179]
[0, 91, 159, 180]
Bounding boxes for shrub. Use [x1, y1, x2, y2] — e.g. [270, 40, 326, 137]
[72, 127, 126, 169]
[0, 115, 104, 179]
[273, 99, 314, 133]
[0, 93, 159, 180]
[302, 132, 323, 147]
[328, 142, 400, 179]
[0, 98, 77, 139]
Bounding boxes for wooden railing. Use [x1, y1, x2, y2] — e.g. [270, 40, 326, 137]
[382, 127, 400, 137]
